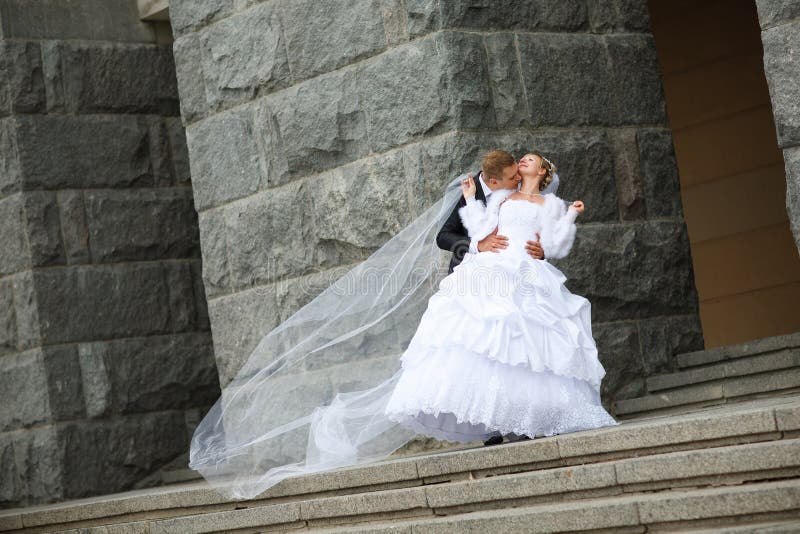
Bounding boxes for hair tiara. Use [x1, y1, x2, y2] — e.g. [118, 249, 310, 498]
[540, 155, 556, 173]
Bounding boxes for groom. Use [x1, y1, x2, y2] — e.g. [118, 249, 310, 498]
[436, 149, 547, 274]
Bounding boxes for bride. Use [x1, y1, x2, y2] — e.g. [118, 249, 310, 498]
[189, 151, 617, 500]
[383, 152, 618, 444]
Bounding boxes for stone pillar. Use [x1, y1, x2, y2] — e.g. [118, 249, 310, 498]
[170, 0, 702, 408]
[757, 0, 800, 255]
[0, 0, 218, 507]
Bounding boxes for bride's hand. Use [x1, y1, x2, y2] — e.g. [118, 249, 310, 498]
[570, 200, 584, 214]
[461, 174, 477, 199]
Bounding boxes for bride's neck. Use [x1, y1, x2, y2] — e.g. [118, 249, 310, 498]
[519, 176, 541, 195]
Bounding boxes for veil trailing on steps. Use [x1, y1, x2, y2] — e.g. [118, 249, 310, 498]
[189, 172, 560, 500]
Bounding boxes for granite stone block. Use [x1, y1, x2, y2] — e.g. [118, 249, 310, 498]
[761, 21, 800, 147]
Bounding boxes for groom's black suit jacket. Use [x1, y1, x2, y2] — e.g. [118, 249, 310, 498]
[436, 170, 487, 273]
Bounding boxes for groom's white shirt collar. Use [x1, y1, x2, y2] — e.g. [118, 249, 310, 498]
[478, 172, 492, 199]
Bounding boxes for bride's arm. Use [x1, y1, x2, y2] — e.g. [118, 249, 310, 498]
[539, 196, 581, 260]
[456, 174, 487, 238]
[457, 195, 488, 237]
[458, 189, 513, 242]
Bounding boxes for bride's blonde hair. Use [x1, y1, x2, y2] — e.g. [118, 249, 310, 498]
[524, 151, 557, 191]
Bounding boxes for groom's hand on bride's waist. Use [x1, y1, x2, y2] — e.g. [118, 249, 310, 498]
[477, 228, 508, 253]
[526, 232, 545, 260]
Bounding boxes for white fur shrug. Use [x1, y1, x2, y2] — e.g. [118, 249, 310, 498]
[458, 190, 579, 260]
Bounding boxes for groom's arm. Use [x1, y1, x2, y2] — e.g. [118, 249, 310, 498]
[436, 199, 471, 261]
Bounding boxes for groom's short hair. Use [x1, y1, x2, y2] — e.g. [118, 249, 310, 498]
[481, 150, 516, 181]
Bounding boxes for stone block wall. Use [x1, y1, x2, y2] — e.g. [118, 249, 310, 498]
[170, 0, 702, 404]
[757, 0, 800, 255]
[0, 0, 219, 507]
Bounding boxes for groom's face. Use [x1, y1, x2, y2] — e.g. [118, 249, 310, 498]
[487, 163, 520, 191]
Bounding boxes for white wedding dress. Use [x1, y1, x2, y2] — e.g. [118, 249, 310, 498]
[384, 190, 618, 442]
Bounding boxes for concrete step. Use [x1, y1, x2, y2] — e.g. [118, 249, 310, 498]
[647, 347, 800, 393]
[1, 395, 798, 533]
[103, 439, 800, 532]
[683, 521, 800, 533]
[615, 367, 800, 418]
[316, 480, 800, 534]
[135, 438, 459, 490]
[614, 332, 800, 418]
[676, 332, 800, 370]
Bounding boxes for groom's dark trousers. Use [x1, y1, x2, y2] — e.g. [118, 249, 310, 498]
[436, 171, 486, 274]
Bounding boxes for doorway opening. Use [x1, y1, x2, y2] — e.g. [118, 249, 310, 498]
[648, 0, 800, 348]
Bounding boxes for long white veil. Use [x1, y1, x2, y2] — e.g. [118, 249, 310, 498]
[189, 172, 560, 500]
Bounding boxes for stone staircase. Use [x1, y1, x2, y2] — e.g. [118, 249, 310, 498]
[615, 332, 800, 419]
[1, 335, 799, 533]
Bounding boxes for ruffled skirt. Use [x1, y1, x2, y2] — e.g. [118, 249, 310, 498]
[384, 250, 618, 442]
